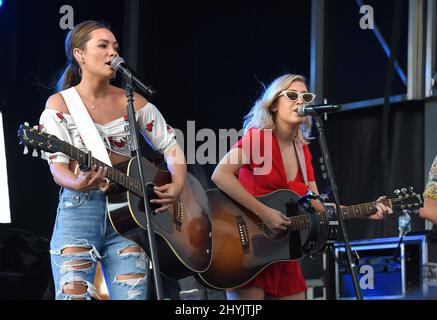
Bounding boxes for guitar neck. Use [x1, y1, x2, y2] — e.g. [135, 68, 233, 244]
[341, 199, 391, 219]
[58, 141, 143, 196]
[288, 199, 392, 231]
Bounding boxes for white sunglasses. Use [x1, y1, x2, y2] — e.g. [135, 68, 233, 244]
[280, 90, 316, 104]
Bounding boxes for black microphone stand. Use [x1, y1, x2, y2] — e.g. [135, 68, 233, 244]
[313, 115, 364, 300]
[124, 81, 164, 300]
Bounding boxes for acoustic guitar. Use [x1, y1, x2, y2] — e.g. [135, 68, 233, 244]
[18, 123, 212, 279]
[198, 187, 423, 289]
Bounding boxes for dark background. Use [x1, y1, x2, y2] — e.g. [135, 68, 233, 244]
[0, 0, 427, 298]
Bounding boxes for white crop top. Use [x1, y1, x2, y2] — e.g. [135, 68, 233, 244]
[38, 103, 177, 164]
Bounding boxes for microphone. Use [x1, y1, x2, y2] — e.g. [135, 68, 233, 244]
[111, 57, 157, 97]
[297, 104, 342, 117]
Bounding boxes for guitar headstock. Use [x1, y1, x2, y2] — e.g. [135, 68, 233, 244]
[391, 187, 423, 211]
[17, 122, 62, 157]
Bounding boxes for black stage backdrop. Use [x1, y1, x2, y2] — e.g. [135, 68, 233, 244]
[0, 0, 426, 298]
[320, 100, 425, 241]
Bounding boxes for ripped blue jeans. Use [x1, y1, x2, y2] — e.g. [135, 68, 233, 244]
[50, 188, 150, 300]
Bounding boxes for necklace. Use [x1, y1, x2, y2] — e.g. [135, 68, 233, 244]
[85, 96, 105, 110]
[89, 95, 108, 109]
[75, 86, 106, 110]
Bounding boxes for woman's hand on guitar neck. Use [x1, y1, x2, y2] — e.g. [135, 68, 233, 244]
[259, 207, 292, 232]
[368, 195, 393, 220]
[75, 165, 109, 192]
[150, 182, 184, 213]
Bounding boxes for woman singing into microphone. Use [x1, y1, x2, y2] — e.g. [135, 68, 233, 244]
[211, 74, 392, 300]
[38, 20, 186, 300]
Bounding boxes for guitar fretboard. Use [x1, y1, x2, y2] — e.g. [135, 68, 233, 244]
[57, 140, 144, 196]
[288, 200, 391, 231]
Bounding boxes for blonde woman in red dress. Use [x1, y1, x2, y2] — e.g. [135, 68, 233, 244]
[212, 74, 392, 300]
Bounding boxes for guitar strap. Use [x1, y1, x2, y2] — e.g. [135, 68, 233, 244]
[60, 87, 112, 167]
[294, 141, 308, 185]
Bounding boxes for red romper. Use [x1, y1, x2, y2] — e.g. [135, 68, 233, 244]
[234, 128, 315, 297]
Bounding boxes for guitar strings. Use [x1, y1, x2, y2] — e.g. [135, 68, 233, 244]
[241, 205, 379, 231]
[243, 216, 312, 230]
[232, 202, 390, 232]
[74, 152, 158, 195]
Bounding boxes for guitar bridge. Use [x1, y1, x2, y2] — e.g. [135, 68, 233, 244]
[236, 215, 250, 253]
[174, 200, 184, 231]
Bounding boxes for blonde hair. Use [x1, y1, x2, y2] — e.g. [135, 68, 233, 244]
[243, 74, 312, 144]
[55, 20, 110, 92]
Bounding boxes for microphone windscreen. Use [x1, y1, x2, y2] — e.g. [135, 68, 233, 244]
[297, 105, 307, 117]
[111, 56, 125, 71]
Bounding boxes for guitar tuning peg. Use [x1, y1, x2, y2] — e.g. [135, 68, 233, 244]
[409, 186, 414, 192]
[32, 148, 38, 157]
[401, 187, 407, 193]
[394, 189, 400, 196]
[23, 146, 29, 155]
[24, 122, 29, 127]
[33, 125, 38, 130]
